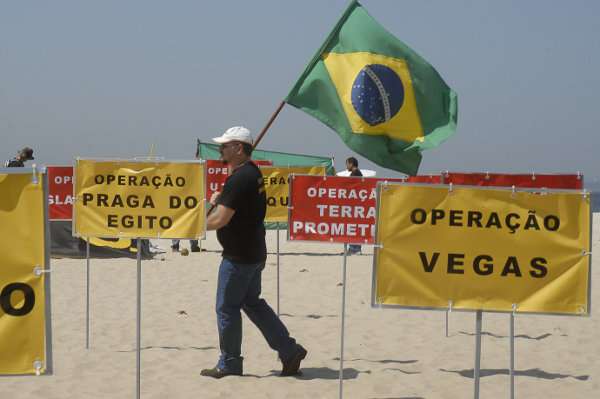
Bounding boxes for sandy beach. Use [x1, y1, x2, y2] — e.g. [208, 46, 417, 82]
[1, 215, 598, 398]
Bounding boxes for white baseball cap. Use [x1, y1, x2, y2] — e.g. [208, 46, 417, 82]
[212, 126, 253, 145]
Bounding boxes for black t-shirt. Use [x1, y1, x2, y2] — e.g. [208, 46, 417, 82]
[5, 158, 24, 167]
[350, 168, 363, 177]
[216, 161, 267, 263]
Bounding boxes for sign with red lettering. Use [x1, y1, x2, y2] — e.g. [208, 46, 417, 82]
[206, 160, 272, 201]
[289, 175, 404, 244]
[48, 166, 74, 220]
[444, 172, 583, 189]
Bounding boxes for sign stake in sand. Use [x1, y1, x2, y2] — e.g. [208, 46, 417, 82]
[474, 310, 483, 399]
[136, 239, 142, 399]
[510, 306, 516, 399]
[338, 243, 349, 399]
[86, 238, 90, 350]
[446, 300, 453, 338]
[276, 223, 280, 316]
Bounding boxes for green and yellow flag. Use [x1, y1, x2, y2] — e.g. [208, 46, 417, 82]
[285, 1, 458, 176]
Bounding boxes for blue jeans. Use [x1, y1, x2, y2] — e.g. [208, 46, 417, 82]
[348, 244, 361, 253]
[171, 239, 199, 247]
[215, 258, 297, 373]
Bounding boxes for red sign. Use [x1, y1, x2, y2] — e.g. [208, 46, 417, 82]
[444, 172, 583, 189]
[289, 175, 405, 244]
[406, 174, 443, 184]
[206, 160, 229, 202]
[48, 166, 74, 220]
[205, 159, 273, 201]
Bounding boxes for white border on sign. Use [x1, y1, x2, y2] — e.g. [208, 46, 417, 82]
[370, 181, 592, 318]
[72, 158, 207, 240]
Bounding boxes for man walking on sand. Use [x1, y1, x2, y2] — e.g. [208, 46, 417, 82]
[201, 126, 307, 379]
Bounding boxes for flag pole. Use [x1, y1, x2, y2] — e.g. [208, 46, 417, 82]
[253, 100, 286, 149]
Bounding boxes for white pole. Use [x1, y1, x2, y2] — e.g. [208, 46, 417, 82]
[445, 300, 453, 338]
[510, 313, 515, 399]
[276, 223, 280, 316]
[474, 310, 482, 399]
[136, 239, 142, 399]
[86, 238, 90, 349]
[339, 243, 348, 399]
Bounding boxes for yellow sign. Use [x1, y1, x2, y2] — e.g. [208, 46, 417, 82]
[74, 160, 206, 239]
[373, 184, 591, 315]
[260, 166, 327, 223]
[0, 172, 48, 374]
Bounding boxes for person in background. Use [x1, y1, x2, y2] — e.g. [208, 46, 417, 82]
[171, 145, 204, 253]
[5, 147, 34, 167]
[346, 156, 362, 255]
[171, 239, 200, 252]
[200, 126, 307, 379]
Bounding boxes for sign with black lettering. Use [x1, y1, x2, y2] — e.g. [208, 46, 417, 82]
[372, 183, 591, 315]
[0, 171, 49, 374]
[260, 166, 327, 223]
[74, 159, 206, 239]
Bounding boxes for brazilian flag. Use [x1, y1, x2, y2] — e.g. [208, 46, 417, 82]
[285, 0, 458, 176]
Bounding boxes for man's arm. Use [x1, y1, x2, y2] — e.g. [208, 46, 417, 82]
[206, 204, 235, 230]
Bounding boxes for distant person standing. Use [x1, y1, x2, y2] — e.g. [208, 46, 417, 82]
[171, 147, 202, 253]
[171, 238, 200, 252]
[346, 157, 362, 255]
[5, 147, 34, 167]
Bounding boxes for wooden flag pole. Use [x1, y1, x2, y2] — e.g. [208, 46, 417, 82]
[206, 100, 284, 218]
[253, 100, 286, 149]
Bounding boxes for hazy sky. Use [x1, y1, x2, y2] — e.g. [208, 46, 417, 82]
[2, 1, 599, 183]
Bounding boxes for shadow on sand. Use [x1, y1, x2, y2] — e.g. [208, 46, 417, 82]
[267, 251, 347, 257]
[369, 397, 425, 399]
[117, 345, 216, 352]
[334, 357, 418, 365]
[458, 331, 554, 340]
[278, 313, 338, 319]
[239, 367, 369, 380]
[440, 368, 589, 381]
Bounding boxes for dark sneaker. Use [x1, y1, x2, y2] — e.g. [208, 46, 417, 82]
[281, 344, 307, 376]
[200, 367, 242, 379]
[171, 244, 179, 252]
[344, 248, 361, 256]
[191, 245, 201, 253]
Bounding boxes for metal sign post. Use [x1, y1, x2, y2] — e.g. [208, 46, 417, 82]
[86, 238, 90, 349]
[339, 243, 348, 399]
[445, 300, 453, 337]
[474, 310, 482, 399]
[276, 223, 280, 316]
[42, 169, 54, 374]
[510, 313, 515, 399]
[136, 239, 142, 399]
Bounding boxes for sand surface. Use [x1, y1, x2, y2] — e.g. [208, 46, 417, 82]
[1, 216, 598, 398]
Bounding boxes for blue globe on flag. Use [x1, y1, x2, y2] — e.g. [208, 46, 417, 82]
[351, 64, 405, 126]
